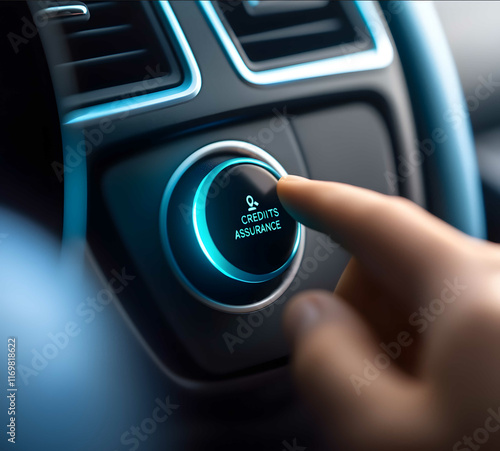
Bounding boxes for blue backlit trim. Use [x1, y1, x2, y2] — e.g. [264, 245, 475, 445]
[60, 126, 88, 266]
[198, 1, 393, 85]
[192, 158, 301, 283]
[63, 1, 201, 125]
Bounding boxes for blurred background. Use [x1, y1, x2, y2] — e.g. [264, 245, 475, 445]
[436, 2, 500, 242]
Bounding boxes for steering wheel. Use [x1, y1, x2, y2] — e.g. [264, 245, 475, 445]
[384, 1, 485, 238]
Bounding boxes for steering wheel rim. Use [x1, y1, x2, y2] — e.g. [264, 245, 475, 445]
[383, 1, 486, 238]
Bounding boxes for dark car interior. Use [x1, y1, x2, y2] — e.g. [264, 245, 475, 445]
[1, 1, 499, 450]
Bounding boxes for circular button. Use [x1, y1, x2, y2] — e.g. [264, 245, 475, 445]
[193, 158, 299, 282]
[160, 140, 304, 313]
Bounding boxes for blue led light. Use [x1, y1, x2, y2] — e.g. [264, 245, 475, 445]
[159, 140, 306, 313]
[198, 1, 394, 85]
[192, 158, 301, 284]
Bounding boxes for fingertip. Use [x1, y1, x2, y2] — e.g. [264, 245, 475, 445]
[277, 175, 309, 199]
[278, 175, 309, 184]
[277, 175, 326, 230]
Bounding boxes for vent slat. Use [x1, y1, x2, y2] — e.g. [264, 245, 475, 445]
[86, 1, 115, 8]
[238, 19, 343, 45]
[54, 1, 182, 105]
[58, 49, 148, 67]
[68, 24, 133, 39]
[215, 0, 371, 68]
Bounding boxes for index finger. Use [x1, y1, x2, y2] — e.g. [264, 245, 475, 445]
[277, 176, 476, 306]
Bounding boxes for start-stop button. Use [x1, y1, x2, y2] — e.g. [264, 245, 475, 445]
[160, 140, 305, 313]
[193, 158, 299, 282]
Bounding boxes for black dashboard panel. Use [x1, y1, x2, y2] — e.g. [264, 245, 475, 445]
[292, 103, 395, 190]
[1, 2, 493, 449]
[31, 0, 422, 384]
[97, 103, 395, 377]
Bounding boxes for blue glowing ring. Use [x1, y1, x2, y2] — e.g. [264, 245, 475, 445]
[192, 157, 301, 283]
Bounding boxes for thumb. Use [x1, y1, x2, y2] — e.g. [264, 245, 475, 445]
[284, 290, 436, 451]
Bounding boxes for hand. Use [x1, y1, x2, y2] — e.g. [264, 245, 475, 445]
[278, 175, 500, 451]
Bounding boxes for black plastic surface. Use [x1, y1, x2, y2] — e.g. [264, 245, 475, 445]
[165, 154, 287, 306]
[100, 104, 395, 376]
[0, 1, 63, 235]
[206, 163, 297, 274]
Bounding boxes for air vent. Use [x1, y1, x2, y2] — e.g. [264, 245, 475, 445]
[200, 0, 393, 85]
[213, 0, 371, 70]
[37, 1, 201, 125]
[55, 1, 182, 105]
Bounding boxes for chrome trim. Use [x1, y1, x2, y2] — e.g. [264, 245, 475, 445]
[40, 4, 89, 20]
[159, 140, 306, 314]
[64, 1, 201, 125]
[199, 1, 394, 85]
